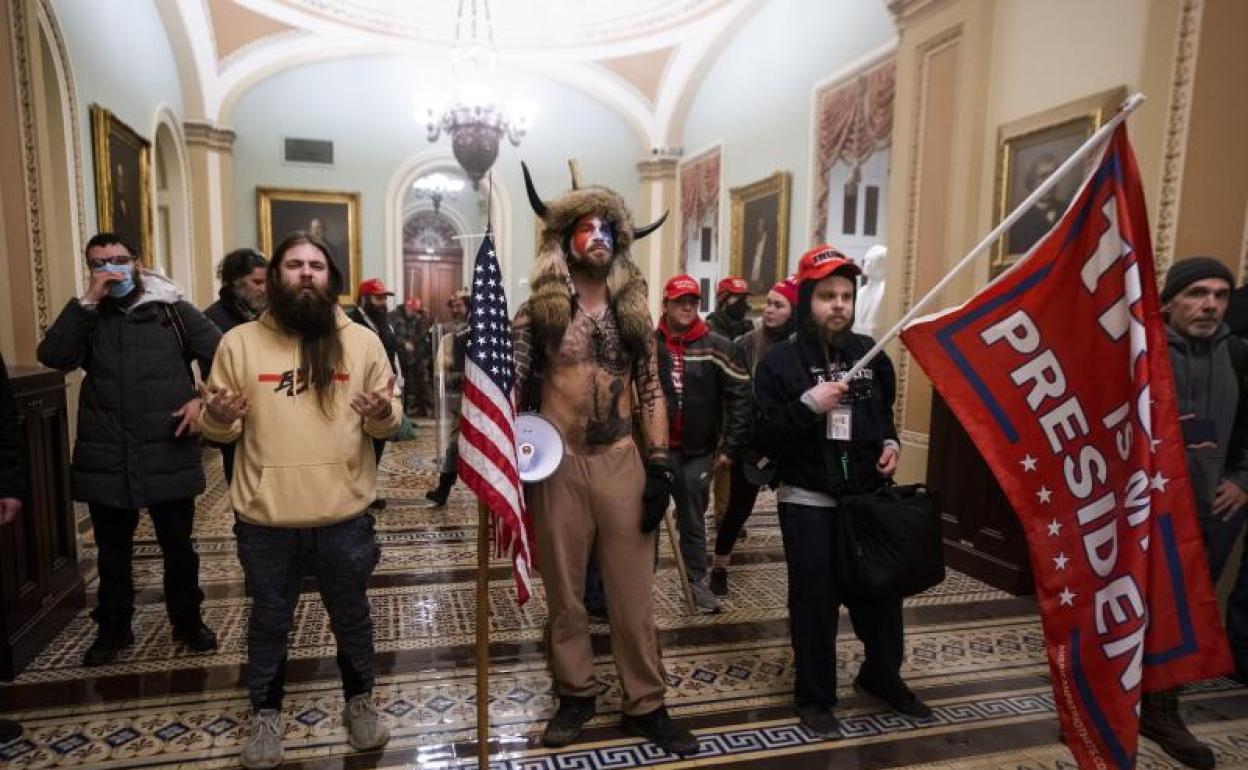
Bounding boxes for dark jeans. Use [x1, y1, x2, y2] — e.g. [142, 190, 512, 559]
[1201, 509, 1248, 669]
[235, 513, 380, 709]
[779, 501, 906, 709]
[715, 460, 762, 557]
[88, 498, 204, 632]
[671, 451, 714, 584]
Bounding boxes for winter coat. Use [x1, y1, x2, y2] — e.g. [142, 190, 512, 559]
[347, 306, 401, 375]
[36, 272, 221, 508]
[204, 287, 257, 335]
[706, 309, 753, 342]
[1166, 323, 1248, 521]
[753, 330, 898, 497]
[0, 353, 23, 500]
[655, 317, 751, 459]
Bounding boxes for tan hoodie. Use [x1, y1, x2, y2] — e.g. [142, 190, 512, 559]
[198, 307, 402, 527]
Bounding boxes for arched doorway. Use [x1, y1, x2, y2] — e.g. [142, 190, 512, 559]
[402, 210, 464, 324]
[151, 113, 193, 296]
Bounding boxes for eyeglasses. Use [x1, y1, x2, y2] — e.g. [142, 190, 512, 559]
[87, 254, 136, 270]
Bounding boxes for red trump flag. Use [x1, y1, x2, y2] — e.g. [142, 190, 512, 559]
[900, 125, 1231, 768]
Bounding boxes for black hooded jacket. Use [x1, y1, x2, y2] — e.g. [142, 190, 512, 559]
[204, 286, 257, 334]
[752, 278, 898, 496]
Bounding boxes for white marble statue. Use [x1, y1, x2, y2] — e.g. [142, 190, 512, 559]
[853, 244, 887, 339]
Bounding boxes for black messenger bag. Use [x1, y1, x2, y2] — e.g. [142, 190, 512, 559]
[836, 483, 944, 598]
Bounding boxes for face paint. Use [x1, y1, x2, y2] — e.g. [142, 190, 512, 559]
[571, 215, 614, 258]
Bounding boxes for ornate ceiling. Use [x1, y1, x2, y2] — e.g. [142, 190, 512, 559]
[265, 0, 730, 48]
[160, 0, 767, 145]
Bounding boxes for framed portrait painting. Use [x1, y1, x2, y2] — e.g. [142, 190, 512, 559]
[730, 171, 792, 302]
[90, 105, 153, 261]
[257, 187, 361, 304]
[992, 86, 1126, 275]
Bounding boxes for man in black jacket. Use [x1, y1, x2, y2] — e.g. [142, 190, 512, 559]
[1144, 257, 1248, 769]
[37, 233, 222, 665]
[205, 248, 268, 334]
[656, 274, 751, 613]
[705, 276, 753, 341]
[754, 244, 928, 739]
[204, 248, 268, 485]
[348, 278, 402, 509]
[0, 353, 24, 746]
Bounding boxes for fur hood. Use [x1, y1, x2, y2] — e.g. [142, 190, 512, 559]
[525, 162, 665, 357]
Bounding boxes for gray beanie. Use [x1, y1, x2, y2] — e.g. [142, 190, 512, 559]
[1160, 257, 1233, 303]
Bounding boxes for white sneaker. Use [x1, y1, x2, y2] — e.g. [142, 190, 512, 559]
[239, 709, 283, 770]
[690, 582, 721, 614]
[343, 694, 390, 751]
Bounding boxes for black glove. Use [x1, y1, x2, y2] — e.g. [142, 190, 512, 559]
[641, 460, 675, 533]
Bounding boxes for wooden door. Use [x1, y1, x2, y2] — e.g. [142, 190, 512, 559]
[403, 256, 463, 324]
[926, 390, 1034, 595]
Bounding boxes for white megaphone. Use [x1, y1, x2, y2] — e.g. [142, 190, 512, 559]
[515, 412, 565, 483]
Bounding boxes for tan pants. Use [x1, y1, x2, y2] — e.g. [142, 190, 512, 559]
[528, 441, 666, 715]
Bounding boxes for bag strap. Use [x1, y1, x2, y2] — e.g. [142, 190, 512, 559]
[160, 303, 196, 385]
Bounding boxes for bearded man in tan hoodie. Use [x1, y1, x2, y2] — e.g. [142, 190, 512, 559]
[199, 232, 401, 769]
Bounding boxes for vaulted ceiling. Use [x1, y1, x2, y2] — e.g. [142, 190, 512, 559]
[157, 0, 770, 146]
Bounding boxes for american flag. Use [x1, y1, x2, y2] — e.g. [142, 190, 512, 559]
[457, 234, 535, 604]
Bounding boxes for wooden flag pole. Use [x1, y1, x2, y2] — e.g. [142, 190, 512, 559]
[476, 501, 491, 768]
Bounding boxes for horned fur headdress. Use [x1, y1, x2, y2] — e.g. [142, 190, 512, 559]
[523, 160, 668, 357]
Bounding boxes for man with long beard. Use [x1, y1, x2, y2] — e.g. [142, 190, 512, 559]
[198, 233, 400, 769]
[753, 245, 928, 739]
[513, 163, 699, 756]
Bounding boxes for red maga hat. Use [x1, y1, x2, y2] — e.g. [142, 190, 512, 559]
[357, 278, 394, 297]
[717, 276, 749, 295]
[664, 274, 701, 300]
[795, 244, 860, 285]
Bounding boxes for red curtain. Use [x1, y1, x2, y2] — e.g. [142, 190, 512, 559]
[679, 149, 720, 270]
[811, 59, 895, 243]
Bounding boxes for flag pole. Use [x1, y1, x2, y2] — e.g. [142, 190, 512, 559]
[843, 92, 1146, 380]
[476, 500, 491, 768]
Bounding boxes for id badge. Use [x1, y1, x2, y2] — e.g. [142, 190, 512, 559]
[827, 407, 852, 441]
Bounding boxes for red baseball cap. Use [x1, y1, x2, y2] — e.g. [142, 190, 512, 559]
[664, 274, 701, 300]
[795, 244, 860, 285]
[717, 276, 749, 295]
[357, 278, 394, 297]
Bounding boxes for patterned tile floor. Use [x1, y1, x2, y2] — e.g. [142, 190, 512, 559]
[3, 425, 1246, 769]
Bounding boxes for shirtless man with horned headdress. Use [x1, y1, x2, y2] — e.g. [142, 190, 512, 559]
[512, 161, 699, 757]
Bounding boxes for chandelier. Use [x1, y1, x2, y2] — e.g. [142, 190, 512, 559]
[422, 0, 534, 189]
[413, 172, 465, 214]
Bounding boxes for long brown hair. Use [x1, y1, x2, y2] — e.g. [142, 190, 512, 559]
[268, 232, 344, 417]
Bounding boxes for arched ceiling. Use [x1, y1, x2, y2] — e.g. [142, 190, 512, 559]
[159, 0, 768, 146]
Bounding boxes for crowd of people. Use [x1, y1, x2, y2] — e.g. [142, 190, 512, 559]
[0, 178, 1245, 768]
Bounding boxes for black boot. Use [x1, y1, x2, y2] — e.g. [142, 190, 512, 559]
[83, 624, 135, 667]
[621, 706, 700, 756]
[425, 473, 456, 507]
[0, 719, 22, 746]
[173, 621, 219, 653]
[541, 695, 595, 748]
[1140, 690, 1215, 769]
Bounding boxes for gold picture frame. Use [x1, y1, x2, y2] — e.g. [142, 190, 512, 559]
[257, 187, 362, 304]
[730, 171, 792, 305]
[90, 105, 153, 262]
[991, 86, 1126, 275]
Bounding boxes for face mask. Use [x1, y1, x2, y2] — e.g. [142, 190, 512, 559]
[98, 262, 135, 298]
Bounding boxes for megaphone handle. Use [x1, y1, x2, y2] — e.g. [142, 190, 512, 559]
[663, 507, 699, 615]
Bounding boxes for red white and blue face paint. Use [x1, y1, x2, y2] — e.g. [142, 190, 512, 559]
[571, 215, 614, 259]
